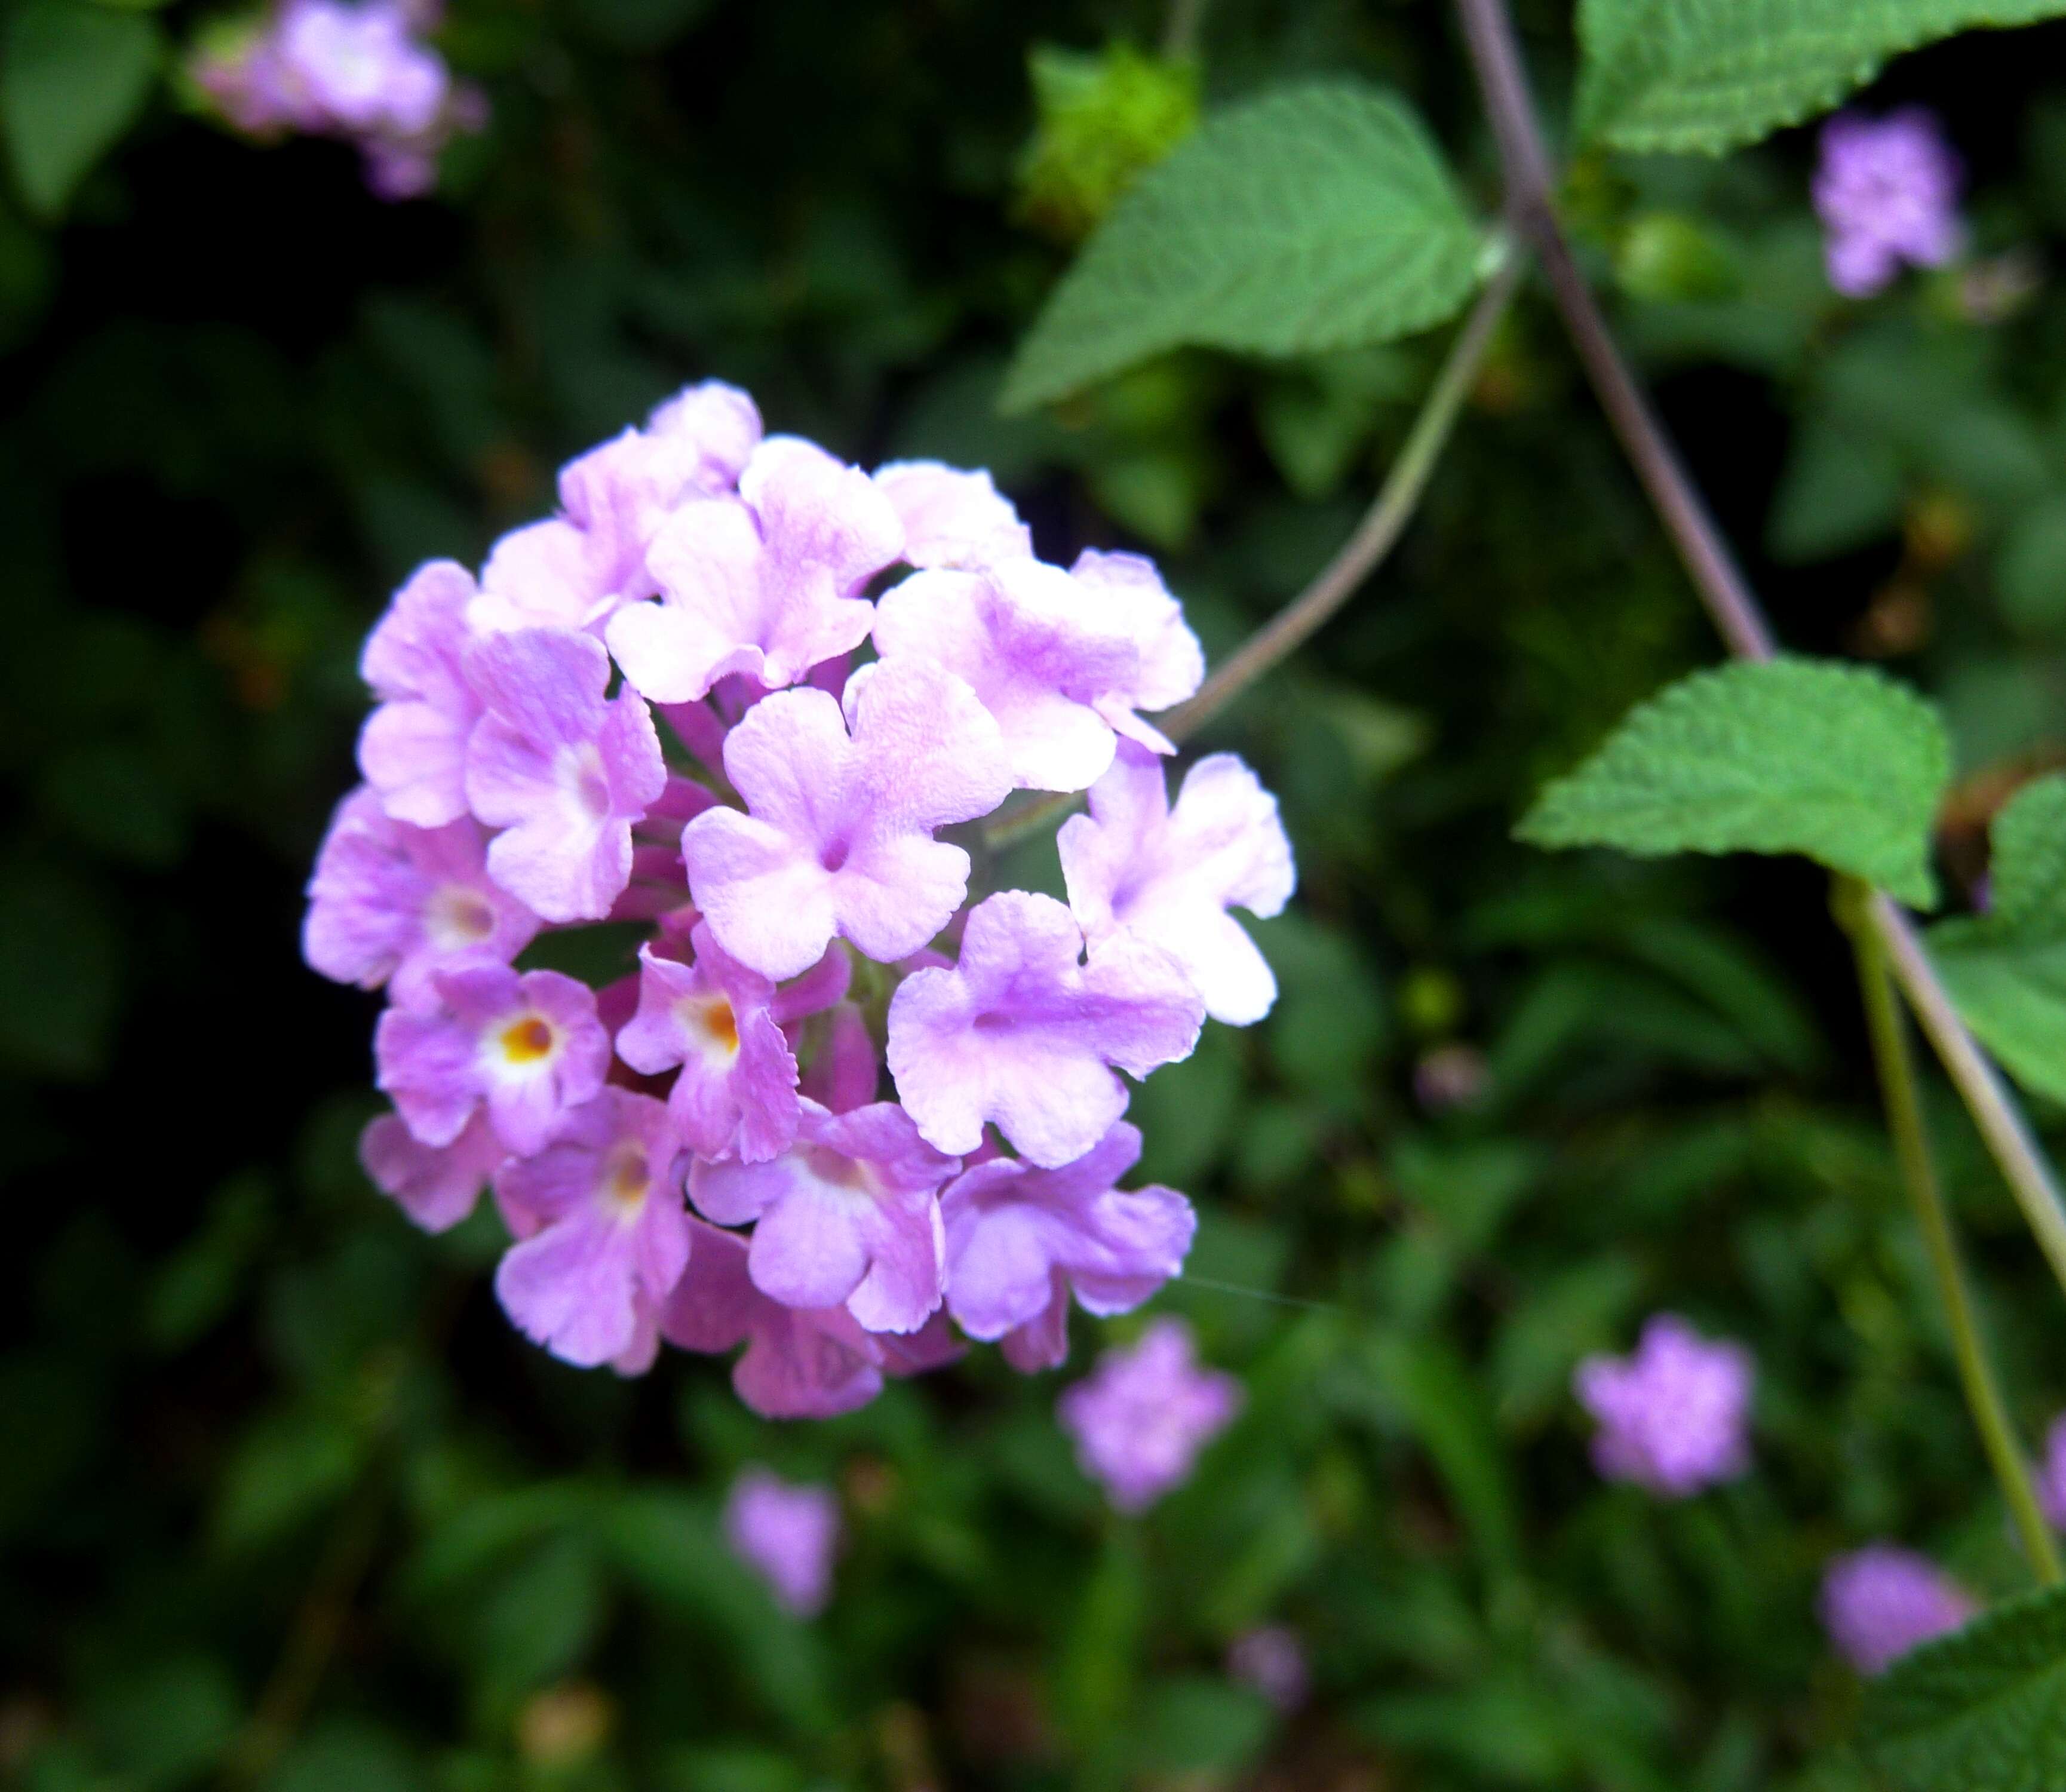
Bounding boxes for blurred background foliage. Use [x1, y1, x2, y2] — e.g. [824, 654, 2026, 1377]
[5, 0, 2066, 1787]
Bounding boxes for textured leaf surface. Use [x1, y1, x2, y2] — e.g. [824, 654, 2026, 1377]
[1517, 659, 1949, 907]
[1928, 775, 2066, 1101]
[0, 0, 160, 216]
[1577, 0, 2066, 154]
[1002, 82, 1485, 412]
[1861, 1585, 2066, 1791]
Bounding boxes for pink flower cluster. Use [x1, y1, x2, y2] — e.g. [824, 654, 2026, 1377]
[194, 0, 485, 200]
[306, 379, 1294, 1419]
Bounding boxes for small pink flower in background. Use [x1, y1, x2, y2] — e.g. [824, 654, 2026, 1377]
[359, 1107, 502, 1232]
[2036, 1412, 2066, 1530]
[1057, 1316, 1241, 1511]
[1226, 1625, 1309, 1713]
[1820, 1544, 1976, 1676]
[1574, 1314, 1754, 1497]
[723, 1467, 842, 1618]
[1813, 108, 1963, 298]
[194, 0, 484, 200]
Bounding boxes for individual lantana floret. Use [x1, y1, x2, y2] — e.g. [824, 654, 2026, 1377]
[193, 0, 485, 200]
[1060, 742, 1294, 1025]
[1819, 1544, 1975, 1676]
[1057, 1316, 1242, 1511]
[1573, 1313, 1754, 1498]
[1812, 108, 1963, 299]
[942, 1121, 1194, 1370]
[306, 375, 1294, 1417]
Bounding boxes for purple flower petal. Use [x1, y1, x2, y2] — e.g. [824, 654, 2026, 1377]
[375, 961, 610, 1153]
[1813, 108, 1963, 299]
[873, 460, 1033, 569]
[943, 1121, 1194, 1370]
[1820, 1544, 1975, 1676]
[462, 626, 667, 922]
[689, 1100, 956, 1334]
[492, 1088, 690, 1368]
[886, 891, 1203, 1167]
[303, 787, 540, 1008]
[1059, 744, 1294, 1026]
[607, 435, 902, 703]
[358, 1107, 505, 1232]
[681, 657, 1011, 980]
[357, 559, 483, 827]
[615, 928, 801, 1162]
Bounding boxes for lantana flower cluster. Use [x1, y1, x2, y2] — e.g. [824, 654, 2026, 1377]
[194, 0, 485, 200]
[306, 379, 1294, 1419]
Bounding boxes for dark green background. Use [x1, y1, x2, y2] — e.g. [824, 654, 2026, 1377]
[7, 1, 2066, 1786]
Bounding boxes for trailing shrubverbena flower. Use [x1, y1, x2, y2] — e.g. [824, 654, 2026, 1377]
[1573, 1313, 1754, 1498]
[194, 0, 486, 199]
[1818, 1544, 1975, 1676]
[306, 380, 1290, 1417]
[1812, 108, 1963, 299]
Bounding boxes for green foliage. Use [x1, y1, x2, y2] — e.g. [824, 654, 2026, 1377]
[1930, 775, 2066, 1101]
[1, 0, 162, 216]
[1002, 81, 1488, 412]
[1577, 0, 2066, 153]
[1014, 41, 1200, 243]
[1860, 1584, 2066, 1790]
[1518, 659, 1951, 907]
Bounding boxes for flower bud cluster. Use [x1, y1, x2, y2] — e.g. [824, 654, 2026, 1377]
[194, 0, 486, 199]
[306, 380, 1294, 1417]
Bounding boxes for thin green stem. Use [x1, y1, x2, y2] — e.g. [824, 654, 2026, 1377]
[1448, 0, 2066, 1305]
[1844, 883, 2061, 1584]
[983, 250, 1522, 858]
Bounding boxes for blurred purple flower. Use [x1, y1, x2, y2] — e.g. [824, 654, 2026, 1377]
[723, 1466, 842, 1617]
[1057, 1316, 1241, 1511]
[1226, 1625, 1309, 1713]
[2037, 1412, 2066, 1530]
[1819, 1544, 1976, 1675]
[1574, 1314, 1754, 1497]
[1813, 108, 1962, 298]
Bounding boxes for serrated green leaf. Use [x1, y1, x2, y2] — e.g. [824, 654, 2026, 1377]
[1, 1, 161, 217]
[1517, 658, 1950, 908]
[1928, 774, 2066, 1101]
[1861, 1583, 2066, 1791]
[1002, 81, 1487, 413]
[1577, 0, 2066, 154]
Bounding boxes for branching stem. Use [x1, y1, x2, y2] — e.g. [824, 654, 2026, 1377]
[1450, 0, 2066, 1302]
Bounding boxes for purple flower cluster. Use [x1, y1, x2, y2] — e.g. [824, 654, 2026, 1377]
[1819, 1544, 1975, 1676]
[1813, 108, 1963, 299]
[1573, 1314, 1754, 1498]
[194, 0, 485, 199]
[723, 1466, 842, 1616]
[306, 379, 1295, 1417]
[1057, 1316, 1242, 1509]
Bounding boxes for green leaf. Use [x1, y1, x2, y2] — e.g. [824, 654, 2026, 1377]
[1002, 81, 1487, 412]
[1, 1, 161, 217]
[1861, 1583, 2066, 1790]
[1929, 775, 2066, 1101]
[1517, 658, 1950, 909]
[1577, 0, 2066, 154]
